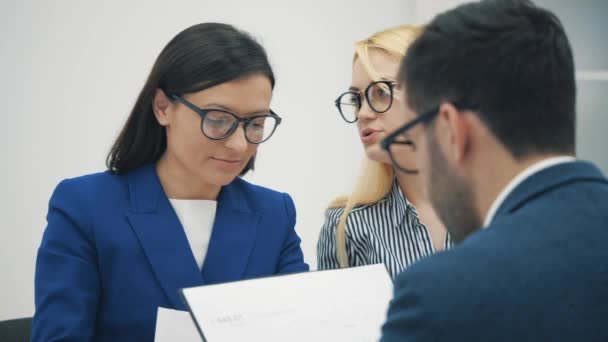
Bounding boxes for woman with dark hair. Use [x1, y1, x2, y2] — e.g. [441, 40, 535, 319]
[32, 23, 308, 341]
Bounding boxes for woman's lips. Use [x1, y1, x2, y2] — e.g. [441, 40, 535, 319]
[212, 157, 242, 168]
[360, 129, 381, 144]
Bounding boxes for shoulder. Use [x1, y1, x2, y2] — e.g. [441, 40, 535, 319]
[393, 221, 523, 307]
[321, 189, 396, 227]
[394, 222, 521, 287]
[386, 238, 495, 339]
[327, 193, 394, 219]
[47, 170, 133, 230]
[44, 170, 128, 243]
[318, 207, 345, 237]
[323, 187, 402, 229]
[51, 170, 126, 203]
[324, 206, 345, 221]
[390, 217, 541, 315]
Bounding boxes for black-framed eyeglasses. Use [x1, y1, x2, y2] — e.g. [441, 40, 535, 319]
[334, 81, 398, 123]
[381, 101, 470, 173]
[169, 94, 282, 144]
[380, 107, 438, 173]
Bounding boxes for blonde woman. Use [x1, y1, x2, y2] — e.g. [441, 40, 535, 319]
[317, 25, 450, 278]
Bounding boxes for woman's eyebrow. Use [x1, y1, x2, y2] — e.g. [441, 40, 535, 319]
[198, 102, 232, 111]
[202, 102, 269, 115]
[348, 78, 395, 92]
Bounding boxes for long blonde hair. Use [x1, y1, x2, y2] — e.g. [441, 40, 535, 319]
[329, 25, 422, 268]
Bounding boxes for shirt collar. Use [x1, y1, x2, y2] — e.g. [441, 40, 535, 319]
[483, 156, 576, 228]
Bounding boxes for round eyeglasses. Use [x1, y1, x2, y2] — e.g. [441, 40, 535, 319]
[170, 94, 281, 144]
[334, 80, 398, 123]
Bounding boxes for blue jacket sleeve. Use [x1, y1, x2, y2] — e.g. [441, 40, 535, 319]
[31, 179, 100, 342]
[275, 193, 309, 274]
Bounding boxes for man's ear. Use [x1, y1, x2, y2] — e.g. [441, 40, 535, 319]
[153, 89, 172, 126]
[437, 102, 470, 164]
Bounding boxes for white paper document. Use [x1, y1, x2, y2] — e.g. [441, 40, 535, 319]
[181, 263, 393, 342]
[154, 307, 200, 342]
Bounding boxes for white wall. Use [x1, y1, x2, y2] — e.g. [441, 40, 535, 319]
[0, 0, 418, 320]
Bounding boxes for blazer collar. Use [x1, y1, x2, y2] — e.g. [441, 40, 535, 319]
[202, 177, 260, 285]
[494, 161, 607, 221]
[124, 164, 259, 309]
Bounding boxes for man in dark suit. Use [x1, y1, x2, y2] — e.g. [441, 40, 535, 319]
[380, 0, 608, 340]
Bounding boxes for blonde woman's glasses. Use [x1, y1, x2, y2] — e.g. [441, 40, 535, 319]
[334, 81, 399, 123]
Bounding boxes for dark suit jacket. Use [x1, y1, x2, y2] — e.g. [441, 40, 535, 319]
[32, 164, 308, 341]
[381, 161, 608, 341]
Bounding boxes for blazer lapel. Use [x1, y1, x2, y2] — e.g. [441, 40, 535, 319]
[125, 164, 204, 310]
[201, 180, 260, 284]
[494, 161, 608, 220]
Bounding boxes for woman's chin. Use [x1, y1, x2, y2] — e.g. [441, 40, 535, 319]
[213, 173, 240, 187]
[364, 146, 391, 164]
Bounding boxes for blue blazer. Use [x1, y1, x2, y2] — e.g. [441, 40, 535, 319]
[381, 161, 608, 341]
[32, 164, 308, 341]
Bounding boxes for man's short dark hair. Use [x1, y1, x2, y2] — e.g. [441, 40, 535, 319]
[400, 0, 576, 158]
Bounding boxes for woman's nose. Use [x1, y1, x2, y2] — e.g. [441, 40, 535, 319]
[356, 100, 378, 121]
[224, 125, 249, 152]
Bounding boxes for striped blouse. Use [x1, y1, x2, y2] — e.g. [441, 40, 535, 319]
[317, 180, 451, 279]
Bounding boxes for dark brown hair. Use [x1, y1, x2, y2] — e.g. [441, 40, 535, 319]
[107, 23, 275, 174]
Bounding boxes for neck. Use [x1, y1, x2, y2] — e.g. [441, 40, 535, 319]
[393, 168, 425, 206]
[393, 165, 447, 251]
[473, 152, 571, 225]
[156, 153, 221, 200]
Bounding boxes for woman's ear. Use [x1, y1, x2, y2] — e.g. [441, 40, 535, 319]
[153, 89, 172, 126]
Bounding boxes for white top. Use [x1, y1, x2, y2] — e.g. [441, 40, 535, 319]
[169, 199, 217, 270]
[483, 156, 576, 228]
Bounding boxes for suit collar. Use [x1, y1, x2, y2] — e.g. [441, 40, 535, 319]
[126, 163, 163, 214]
[493, 160, 607, 222]
[126, 163, 253, 214]
[484, 156, 575, 227]
[203, 178, 260, 284]
[125, 164, 259, 308]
